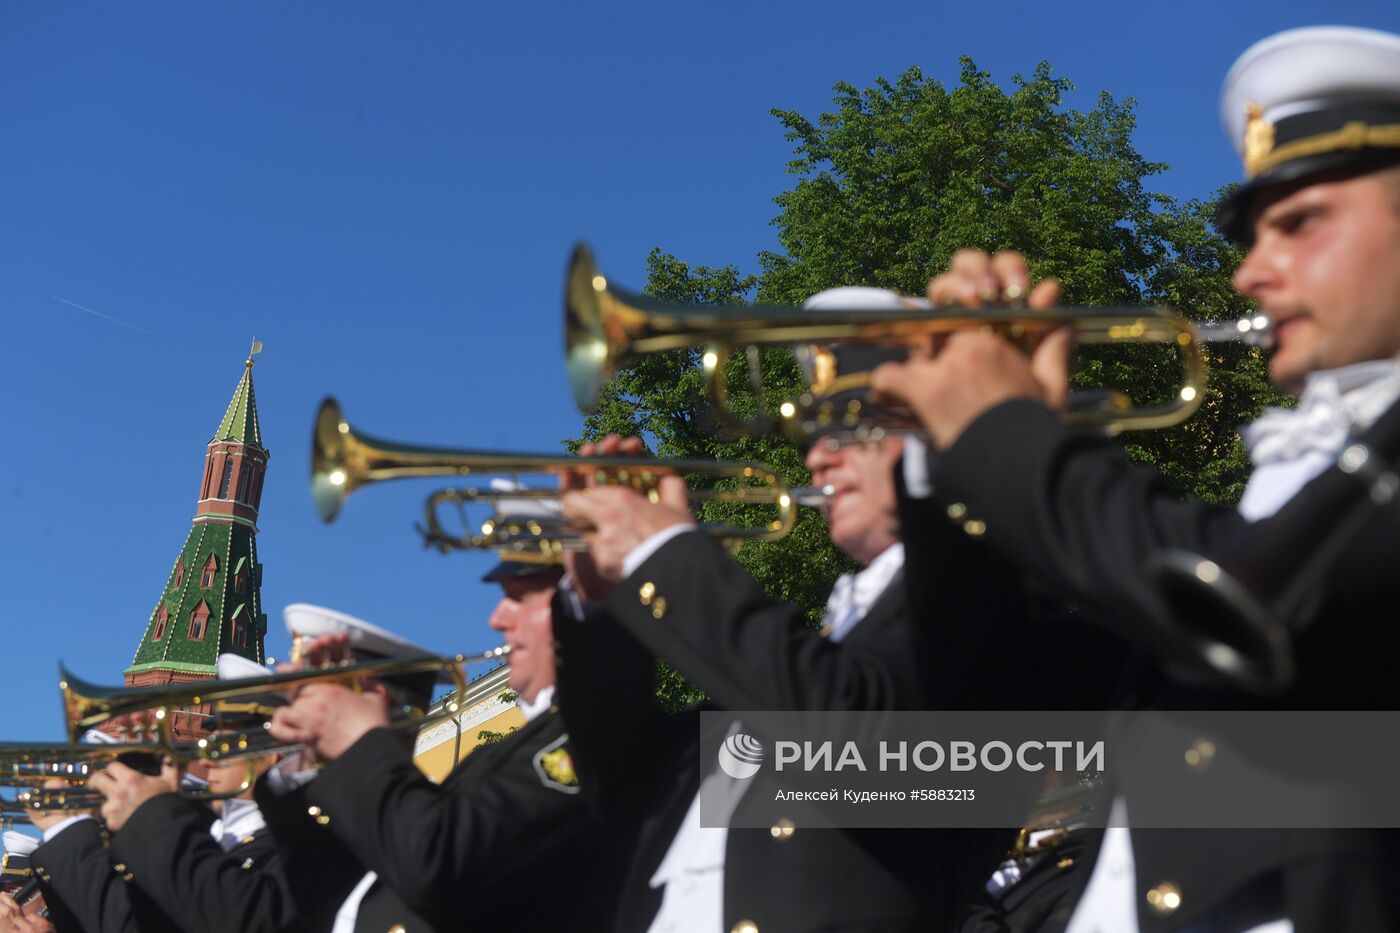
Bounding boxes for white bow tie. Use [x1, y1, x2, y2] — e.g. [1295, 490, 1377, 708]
[1242, 360, 1400, 467]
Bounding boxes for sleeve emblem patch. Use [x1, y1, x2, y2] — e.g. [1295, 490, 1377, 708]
[532, 734, 581, 794]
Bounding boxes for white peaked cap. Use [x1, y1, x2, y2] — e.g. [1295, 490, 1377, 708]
[1222, 26, 1400, 155]
[3, 831, 38, 857]
[283, 603, 433, 660]
[217, 653, 273, 680]
[803, 286, 918, 311]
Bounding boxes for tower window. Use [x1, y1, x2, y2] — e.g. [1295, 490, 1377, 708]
[152, 605, 169, 641]
[173, 558, 185, 588]
[189, 601, 211, 641]
[201, 554, 219, 588]
[218, 457, 234, 499]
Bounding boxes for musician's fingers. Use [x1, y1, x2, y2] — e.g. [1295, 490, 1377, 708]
[561, 490, 597, 526]
[1028, 277, 1061, 311]
[596, 435, 622, 456]
[950, 249, 999, 304]
[561, 443, 594, 491]
[303, 633, 352, 667]
[617, 435, 645, 456]
[949, 249, 994, 279]
[989, 251, 1030, 303]
[928, 270, 985, 309]
[655, 474, 689, 511]
[268, 707, 306, 744]
[1030, 327, 1075, 411]
[869, 360, 912, 403]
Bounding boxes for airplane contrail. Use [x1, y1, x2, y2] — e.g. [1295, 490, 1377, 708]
[52, 295, 174, 341]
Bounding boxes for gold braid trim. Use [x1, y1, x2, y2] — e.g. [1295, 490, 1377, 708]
[1247, 121, 1400, 178]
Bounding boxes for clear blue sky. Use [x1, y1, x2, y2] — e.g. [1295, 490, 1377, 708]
[2, 1, 1395, 740]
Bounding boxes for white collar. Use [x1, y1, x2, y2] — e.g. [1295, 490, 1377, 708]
[823, 543, 905, 643]
[517, 685, 555, 722]
[209, 797, 266, 852]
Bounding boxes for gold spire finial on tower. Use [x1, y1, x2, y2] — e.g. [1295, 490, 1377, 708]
[247, 339, 264, 368]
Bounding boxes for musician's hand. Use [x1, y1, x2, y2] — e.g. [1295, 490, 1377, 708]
[926, 249, 1061, 310]
[870, 249, 1071, 448]
[276, 634, 353, 675]
[562, 474, 693, 584]
[92, 760, 180, 833]
[25, 778, 93, 832]
[269, 682, 390, 762]
[7, 912, 56, 933]
[562, 436, 662, 598]
[0, 892, 53, 933]
[871, 328, 1072, 448]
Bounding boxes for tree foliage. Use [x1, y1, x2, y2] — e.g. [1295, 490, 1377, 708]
[573, 60, 1288, 708]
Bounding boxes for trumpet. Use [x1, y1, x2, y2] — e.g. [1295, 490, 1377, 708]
[565, 244, 1274, 439]
[0, 741, 248, 806]
[313, 397, 819, 554]
[60, 648, 508, 761]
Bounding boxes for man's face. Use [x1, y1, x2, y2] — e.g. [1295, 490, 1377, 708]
[204, 752, 276, 799]
[1234, 168, 1400, 392]
[804, 436, 904, 565]
[488, 573, 560, 704]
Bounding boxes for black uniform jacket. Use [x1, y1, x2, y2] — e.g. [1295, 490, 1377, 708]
[255, 771, 430, 933]
[112, 794, 293, 933]
[301, 711, 619, 933]
[928, 399, 1400, 932]
[30, 796, 288, 933]
[556, 529, 1027, 933]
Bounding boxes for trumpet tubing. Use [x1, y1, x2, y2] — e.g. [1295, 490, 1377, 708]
[0, 741, 251, 806]
[566, 243, 1274, 438]
[60, 648, 507, 761]
[314, 397, 809, 553]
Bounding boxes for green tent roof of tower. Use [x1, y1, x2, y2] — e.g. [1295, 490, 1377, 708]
[214, 358, 264, 449]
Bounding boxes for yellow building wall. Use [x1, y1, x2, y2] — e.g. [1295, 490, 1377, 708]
[411, 670, 522, 782]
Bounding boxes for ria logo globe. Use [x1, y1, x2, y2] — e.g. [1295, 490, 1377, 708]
[717, 733, 764, 780]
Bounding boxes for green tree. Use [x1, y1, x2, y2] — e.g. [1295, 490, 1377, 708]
[575, 59, 1287, 707]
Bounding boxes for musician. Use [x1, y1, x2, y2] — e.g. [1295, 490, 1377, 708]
[25, 657, 291, 933]
[869, 25, 1400, 932]
[554, 292, 1047, 932]
[262, 558, 621, 932]
[0, 833, 53, 933]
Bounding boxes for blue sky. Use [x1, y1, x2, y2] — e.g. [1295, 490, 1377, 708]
[2, 1, 1395, 740]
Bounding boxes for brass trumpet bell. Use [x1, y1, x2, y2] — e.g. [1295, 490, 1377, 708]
[565, 243, 1273, 439]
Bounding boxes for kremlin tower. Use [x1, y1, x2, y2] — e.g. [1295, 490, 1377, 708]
[123, 345, 270, 703]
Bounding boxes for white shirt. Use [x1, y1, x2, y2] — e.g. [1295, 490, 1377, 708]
[641, 528, 905, 933]
[208, 797, 267, 852]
